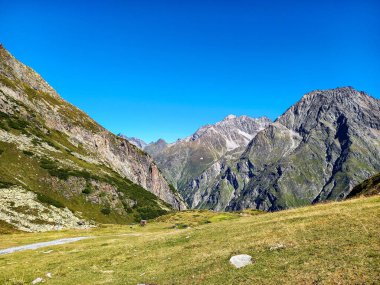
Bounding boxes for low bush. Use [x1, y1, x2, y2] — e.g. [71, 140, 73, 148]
[0, 121, 10, 131]
[174, 223, 189, 229]
[31, 138, 40, 146]
[101, 208, 111, 215]
[0, 112, 29, 131]
[82, 185, 92, 194]
[0, 76, 17, 90]
[39, 158, 55, 169]
[22, 150, 34, 157]
[39, 158, 95, 181]
[45, 140, 60, 150]
[48, 168, 70, 180]
[8, 118, 28, 130]
[137, 206, 168, 220]
[0, 180, 14, 188]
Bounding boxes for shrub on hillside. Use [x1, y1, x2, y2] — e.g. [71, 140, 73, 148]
[101, 208, 111, 215]
[82, 185, 92, 194]
[0, 180, 14, 188]
[136, 206, 167, 220]
[22, 150, 34, 157]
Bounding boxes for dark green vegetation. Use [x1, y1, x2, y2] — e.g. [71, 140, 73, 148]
[100, 208, 111, 215]
[0, 179, 14, 188]
[0, 110, 28, 132]
[347, 172, 380, 198]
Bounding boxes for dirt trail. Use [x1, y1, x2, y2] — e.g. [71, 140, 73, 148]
[0, 237, 92, 255]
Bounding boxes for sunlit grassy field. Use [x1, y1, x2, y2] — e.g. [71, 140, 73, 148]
[1, 196, 379, 284]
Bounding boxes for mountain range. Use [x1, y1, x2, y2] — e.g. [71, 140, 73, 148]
[122, 88, 380, 211]
[120, 115, 272, 208]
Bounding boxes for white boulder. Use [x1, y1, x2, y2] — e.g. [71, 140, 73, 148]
[229, 254, 253, 268]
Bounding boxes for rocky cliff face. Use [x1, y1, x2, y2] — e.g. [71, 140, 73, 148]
[0, 46, 185, 230]
[144, 115, 271, 207]
[202, 87, 380, 211]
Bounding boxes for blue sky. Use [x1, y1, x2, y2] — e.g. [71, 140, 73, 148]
[1, 0, 379, 143]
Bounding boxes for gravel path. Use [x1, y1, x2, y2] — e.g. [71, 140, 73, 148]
[0, 237, 92, 255]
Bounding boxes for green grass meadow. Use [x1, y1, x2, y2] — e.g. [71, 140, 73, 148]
[0, 196, 379, 284]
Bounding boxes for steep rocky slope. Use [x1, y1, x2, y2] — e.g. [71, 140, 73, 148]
[0, 46, 185, 230]
[200, 87, 380, 211]
[144, 115, 271, 207]
[347, 172, 380, 198]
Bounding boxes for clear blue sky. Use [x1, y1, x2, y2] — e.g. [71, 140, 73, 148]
[1, 0, 379, 143]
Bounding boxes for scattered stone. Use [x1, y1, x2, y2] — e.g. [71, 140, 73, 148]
[229, 254, 253, 268]
[31, 277, 43, 284]
[46, 272, 52, 278]
[42, 250, 53, 254]
[270, 243, 285, 251]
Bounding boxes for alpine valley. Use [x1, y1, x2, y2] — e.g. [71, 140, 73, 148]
[2, 0, 380, 282]
[1, 46, 380, 285]
[0, 45, 380, 233]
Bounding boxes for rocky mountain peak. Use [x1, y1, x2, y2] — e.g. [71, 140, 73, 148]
[144, 114, 272, 207]
[144, 138, 168, 155]
[188, 115, 271, 143]
[0, 46, 60, 99]
[224, 114, 237, 120]
[277, 87, 380, 134]
[156, 138, 167, 145]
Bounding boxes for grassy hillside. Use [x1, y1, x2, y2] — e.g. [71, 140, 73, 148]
[0, 196, 379, 284]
